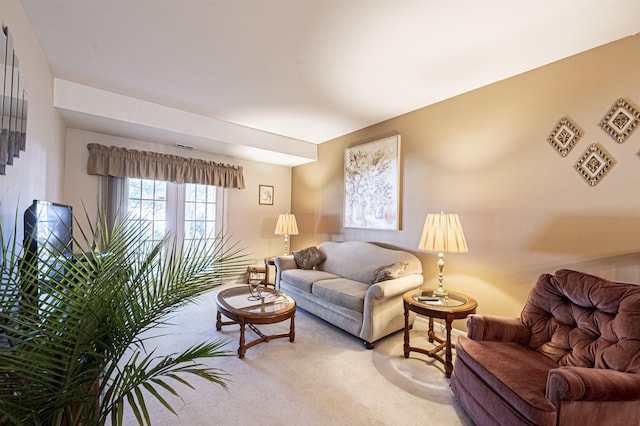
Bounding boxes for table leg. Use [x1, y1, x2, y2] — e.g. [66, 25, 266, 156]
[216, 310, 222, 331]
[289, 313, 295, 342]
[274, 263, 279, 289]
[238, 318, 246, 359]
[445, 316, 453, 377]
[264, 259, 270, 286]
[428, 316, 435, 343]
[403, 301, 410, 358]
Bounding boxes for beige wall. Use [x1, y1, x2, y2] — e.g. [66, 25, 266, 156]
[0, 1, 67, 237]
[292, 34, 640, 323]
[64, 129, 292, 275]
[0, 0, 292, 278]
[4, 0, 639, 314]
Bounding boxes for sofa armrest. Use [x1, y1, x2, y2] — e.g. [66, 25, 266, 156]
[367, 275, 423, 299]
[466, 314, 530, 343]
[274, 255, 296, 287]
[274, 255, 296, 271]
[547, 366, 640, 405]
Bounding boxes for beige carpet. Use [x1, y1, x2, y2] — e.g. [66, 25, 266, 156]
[118, 283, 475, 425]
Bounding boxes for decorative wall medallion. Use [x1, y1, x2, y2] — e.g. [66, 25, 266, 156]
[599, 98, 640, 143]
[574, 143, 616, 186]
[548, 117, 582, 156]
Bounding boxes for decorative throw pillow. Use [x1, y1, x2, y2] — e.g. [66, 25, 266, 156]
[370, 262, 408, 284]
[293, 246, 326, 270]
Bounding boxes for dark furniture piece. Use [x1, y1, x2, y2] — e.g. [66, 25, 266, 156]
[245, 265, 267, 285]
[403, 289, 477, 377]
[264, 256, 276, 288]
[215, 286, 296, 358]
[20, 200, 73, 309]
[243, 258, 277, 289]
[23, 200, 73, 279]
[450, 269, 640, 426]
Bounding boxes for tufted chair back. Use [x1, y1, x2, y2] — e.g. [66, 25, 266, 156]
[521, 269, 640, 373]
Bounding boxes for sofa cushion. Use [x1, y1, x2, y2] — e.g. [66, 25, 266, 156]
[370, 262, 408, 283]
[312, 278, 368, 313]
[281, 269, 338, 293]
[455, 336, 557, 425]
[293, 246, 326, 270]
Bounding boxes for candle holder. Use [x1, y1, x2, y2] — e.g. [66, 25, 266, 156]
[248, 281, 265, 300]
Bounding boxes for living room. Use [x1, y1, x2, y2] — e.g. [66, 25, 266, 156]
[1, 1, 640, 425]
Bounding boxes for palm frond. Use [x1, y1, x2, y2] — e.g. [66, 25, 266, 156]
[100, 341, 232, 425]
[0, 204, 251, 425]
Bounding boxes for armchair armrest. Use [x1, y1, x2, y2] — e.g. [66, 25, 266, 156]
[467, 314, 530, 343]
[547, 366, 640, 406]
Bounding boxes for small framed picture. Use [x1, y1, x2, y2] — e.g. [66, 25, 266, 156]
[259, 185, 274, 205]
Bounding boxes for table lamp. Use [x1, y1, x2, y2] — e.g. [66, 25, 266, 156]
[274, 213, 299, 255]
[418, 212, 468, 297]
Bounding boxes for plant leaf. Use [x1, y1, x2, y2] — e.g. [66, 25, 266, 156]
[0, 203, 250, 425]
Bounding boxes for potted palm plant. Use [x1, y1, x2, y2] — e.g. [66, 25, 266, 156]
[0, 206, 250, 425]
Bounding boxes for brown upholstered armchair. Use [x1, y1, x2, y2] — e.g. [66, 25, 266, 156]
[450, 269, 640, 426]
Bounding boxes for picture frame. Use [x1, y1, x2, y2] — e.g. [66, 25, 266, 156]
[258, 184, 274, 205]
[344, 135, 401, 230]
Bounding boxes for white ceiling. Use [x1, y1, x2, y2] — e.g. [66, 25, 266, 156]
[19, 0, 640, 166]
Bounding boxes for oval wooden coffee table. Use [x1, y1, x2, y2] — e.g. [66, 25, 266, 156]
[215, 286, 296, 358]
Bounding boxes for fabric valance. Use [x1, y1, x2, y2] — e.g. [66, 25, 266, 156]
[86, 143, 245, 189]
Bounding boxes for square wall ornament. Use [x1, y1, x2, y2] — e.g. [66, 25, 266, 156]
[548, 117, 582, 156]
[600, 98, 640, 143]
[574, 143, 616, 186]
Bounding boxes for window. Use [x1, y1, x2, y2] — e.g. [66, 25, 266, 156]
[126, 178, 224, 249]
[184, 183, 218, 250]
[127, 179, 167, 245]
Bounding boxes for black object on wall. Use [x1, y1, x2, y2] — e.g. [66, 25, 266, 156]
[0, 26, 28, 175]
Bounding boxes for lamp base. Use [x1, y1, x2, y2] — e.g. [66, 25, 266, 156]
[283, 233, 290, 256]
[432, 285, 448, 298]
[433, 252, 448, 298]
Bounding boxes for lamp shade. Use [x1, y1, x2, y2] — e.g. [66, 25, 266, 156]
[418, 212, 468, 254]
[274, 213, 299, 236]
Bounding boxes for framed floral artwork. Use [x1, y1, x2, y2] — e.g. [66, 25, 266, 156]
[344, 135, 401, 230]
[259, 184, 274, 205]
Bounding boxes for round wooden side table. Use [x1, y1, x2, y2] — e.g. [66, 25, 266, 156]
[402, 288, 477, 377]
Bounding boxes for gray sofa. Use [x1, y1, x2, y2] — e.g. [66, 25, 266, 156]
[275, 241, 423, 348]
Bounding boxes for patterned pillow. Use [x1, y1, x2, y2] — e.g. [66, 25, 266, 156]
[370, 262, 408, 284]
[293, 246, 326, 270]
